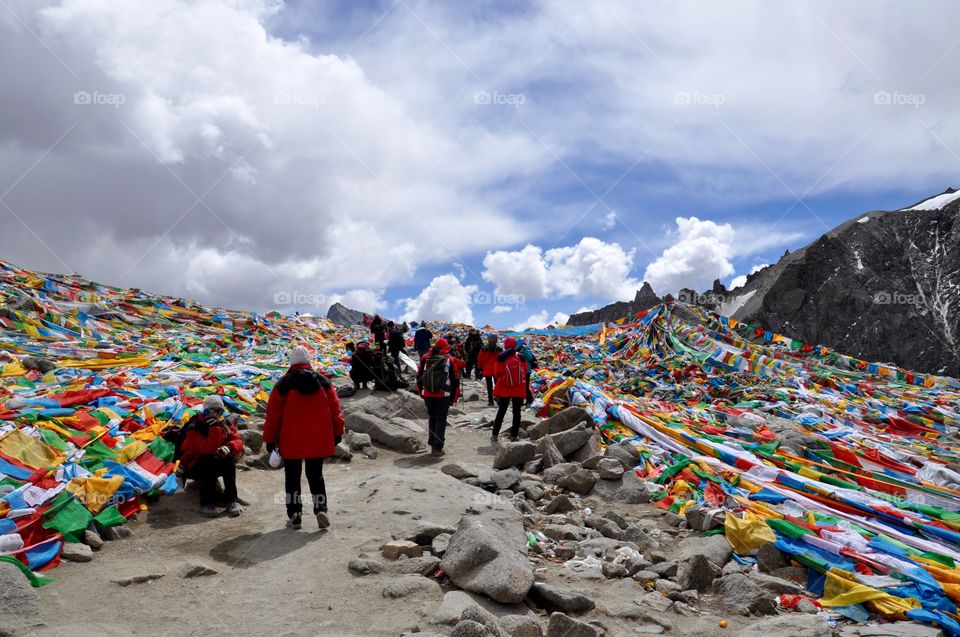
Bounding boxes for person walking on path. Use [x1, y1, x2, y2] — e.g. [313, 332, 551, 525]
[477, 334, 502, 406]
[491, 337, 528, 444]
[414, 321, 432, 359]
[416, 338, 461, 457]
[370, 314, 386, 353]
[464, 328, 483, 380]
[174, 394, 245, 518]
[516, 338, 537, 406]
[387, 321, 406, 371]
[263, 346, 345, 530]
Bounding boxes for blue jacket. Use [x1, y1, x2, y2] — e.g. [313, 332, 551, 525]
[414, 327, 432, 351]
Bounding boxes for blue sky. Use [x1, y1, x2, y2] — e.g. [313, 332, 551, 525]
[1, 1, 958, 329]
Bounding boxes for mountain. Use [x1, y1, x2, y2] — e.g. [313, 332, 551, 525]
[326, 302, 368, 326]
[568, 282, 662, 325]
[569, 188, 960, 376]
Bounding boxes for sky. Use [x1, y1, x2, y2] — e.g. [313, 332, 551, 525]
[1, 0, 959, 330]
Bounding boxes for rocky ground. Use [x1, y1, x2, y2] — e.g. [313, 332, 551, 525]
[0, 377, 942, 637]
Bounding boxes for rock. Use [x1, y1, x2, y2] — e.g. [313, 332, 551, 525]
[584, 517, 622, 540]
[638, 592, 673, 613]
[553, 545, 577, 560]
[596, 458, 625, 480]
[0, 562, 40, 614]
[61, 541, 94, 562]
[620, 525, 658, 551]
[713, 573, 777, 616]
[344, 430, 373, 451]
[404, 520, 459, 544]
[542, 462, 580, 484]
[683, 504, 725, 532]
[556, 469, 596, 495]
[461, 607, 509, 637]
[440, 515, 534, 604]
[382, 540, 423, 560]
[432, 533, 452, 558]
[522, 484, 545, 501]
[21, 356, 55, 373]
[566, 434, 600, 464]
[443, 463, 496, 483]
[494, 442, 537, 470]
[382, 575, 442, 599]
[545, 613, 601, 637]
[633, 570, 660, 582]
[601, 512, 629, 529]
[113, 573, 165, 587]
[499, 615, 543, 637]
[492, 468, 522, 491]
[334, 442, 353, 460]
[663, 512, 683, 527]
[181, 564, 218, 579]
[619, 471, 654, 504]
[539, 435, 566, 469]
[601, 561, 629, 579]
[527, 582, 595, 614]
[544, 426, 593, 458]
[348, 557, 384, 576]
[676, 554, 722, 591]
[674, 534, 732, 567]
[736, 614, 834, 637]
[363, 446, 379, 459]
[654, 579, 680, 595]
[543, 494, 577, 514]
[238, 429, 263, 453]
[603, 440, 641, 469]
[580, 455, 603, 470]
[432, 591, 483, 626]
[648, 561, 677, 578]
[528, 407, 592, 440]
[392, 556, 442, 576]
[83, 529, 104, 550]
[755, 542, 787, 573]
[345, 412, 426, 453]
[100, 525, 133, 541]
[523, 458, 543, 474]
[451, 620, 490, 637]
[749, 572, 804, 596]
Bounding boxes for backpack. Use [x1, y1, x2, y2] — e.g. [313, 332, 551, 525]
[499, 355, 527, 388]
[421, 354, 450, 393]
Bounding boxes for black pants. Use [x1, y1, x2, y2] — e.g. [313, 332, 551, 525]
[186, 455, 237, 506]
[493, 397, 523, 439]
[525, 371, 533, 404]
[465, 354, 480, 379]
[485, 376, 494, 404]
[283, 457, 326, 517]
[424, 396, 450, 451]
[390, 350, 402, 370]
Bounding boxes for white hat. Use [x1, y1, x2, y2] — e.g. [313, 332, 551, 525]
[290, 346, 311, 366]
[203, 395, 225, 412]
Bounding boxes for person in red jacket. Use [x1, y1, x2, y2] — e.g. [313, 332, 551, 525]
[477, 334, 502, 406]
[416, 338, 461, 457]
[263, 346, 345, 530]
[176, 394, 244, 518]
[492, 337, 528, 444]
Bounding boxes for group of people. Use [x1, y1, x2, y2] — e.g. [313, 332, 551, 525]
[168, 320, 538, 530]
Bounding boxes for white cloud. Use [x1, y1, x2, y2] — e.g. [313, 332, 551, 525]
[729, 263, 770, 290]
[482, 237, 640, 301]
[400, 274, 477, 324]
[328, 289, 386, 315]
[602, 211, 617, 230]
[510, 310, 570, 331]
[491, 305, 513, 314]
[643, 217, 736, 294]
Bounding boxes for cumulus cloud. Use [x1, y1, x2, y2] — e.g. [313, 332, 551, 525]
[400, 274, 477, 324]
[510, 311, 570, 332]
[643, 217, 737, 294]
[483, 238, 640, 301]
[491, 305, 513, 314]
[328, 289, 386, 315]
[729, 263, 770, 290]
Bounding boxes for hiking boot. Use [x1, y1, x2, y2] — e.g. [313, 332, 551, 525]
[286, 513, 302, 530]
[200, 505, 218, 518]
[316, 511, 330, 529]
[226, 502, 242, 517]
[430, 447, 445, 457]
[490, 434, 498, 444]
[509, 436, 519, 443]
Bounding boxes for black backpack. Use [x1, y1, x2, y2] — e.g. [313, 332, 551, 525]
[421, 354, 449, 393]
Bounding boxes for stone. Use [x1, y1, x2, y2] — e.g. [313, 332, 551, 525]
[61, 541, 94, 562]
[543, 524, 595, 542]
[527, 582, 595, 614]
[566, 434, 601, 464]
[584, 517, 622, 540]
[83, 528, 104, 550]
[348, 557, 384, 576]
[432, 533, 452, 558]
[528, 407, 592, 440]
[620, 525, 658, 551]
[676, 554, 722, 592]
[542, 462, 580, 484]
[601, 511, 629, 529]
[100, 524, 133, 541]
[539, 435, 566, 469]
[450, 620, 488, 637]
[713, 573, 778, 616]
[181, 564, 218, 579]
[440, 515, 534, 604]
[544, 426, 593, 458]
[654, 579, 680, 595]
[113, 573, 165, 587]
[522, 484, 545, 501]
[749, 572, 804, 596]
[492, 468, 522, 491]
[391, 556, 442, 576]
[663, 512, 683, 527]
[543, 494, 577, 514]
[619, 471, 654, 504]
[638, 592, 673, 613]
[363, 446, 379, 459]
[334, 442, 353, 460]
[0, 562, 40, 614]
[633, 570, 660, 582]
[431, 591, 482, 626]
[382, 575, 442, 599]
[344, 430, 373, 451]
[553, 545, 577, 560]
[499, 615, 543, 637]
[596, 458, 625, 480]
[382, 540, 423, 560]
[683, 504, 725, 532]
[648, 560, 677, 578]
[494, 442, 537, 470]
[737, 614, 835, 637]
[603, 441, 641, 469]
[545, 613, 602, 637]
[461, 607, 510, 637]
[601, 561, 628, 579]
[238, 428, 263, 452]
[443, 462, 496, 483]
[755, 542, 787, 573]
[556, 469, 596, 495]
[674, 534, 732, 567]
[344, 411, 426, 453]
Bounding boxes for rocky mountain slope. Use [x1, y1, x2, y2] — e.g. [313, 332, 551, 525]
[569, 189, 960, 376]
[326, 301, 369, 326]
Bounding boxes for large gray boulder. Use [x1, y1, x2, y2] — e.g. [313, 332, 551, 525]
[443, 463, 496, 483]
[603, 440, 641, 469]
[545, 613, 601, 637]
[539, 435, 566, 469]
[542, 463, 580, 485]
[441, 515, 535, 604]
[528, 408, 593, 440]
[344, 412, 425, 453]
[494, 442, 537, 470]
[538, 425, 593, 457]
[0, 562, 40, 615]
[676, 553, 722, 591]
[674, 533, 732, 567]
[556, 469, 596, 495]
[527, 583, 595, 614]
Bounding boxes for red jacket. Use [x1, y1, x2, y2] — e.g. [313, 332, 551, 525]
[493, 351, 528, 399]
[178, 414, 244, 470]
[263, 364, 345, 459]
[417, 352, 462, 403]
[477, 345, 502, 378]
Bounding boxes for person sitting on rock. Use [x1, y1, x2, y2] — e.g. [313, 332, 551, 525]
[477, 334, 502, 406]
[263, 346, 345, 530]
[416, 338, 461, 457]
[175, 395, 244, 518]
[491, 337, 528, 444]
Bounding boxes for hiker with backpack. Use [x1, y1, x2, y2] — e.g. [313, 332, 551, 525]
[416, 338, 461, 457]
[370, 315, 386, 353]
[464, 329, 483, 380]
[387, 321, 406, 371]
[170, 394, 244, 518]
[477, 334, 502, 406]
[516, 338, 537, 406]
[414, 321, 432, 359]
[491, 337, 528, 443]
[263, 346, 345, 530]
[349, 341, 375, 390]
